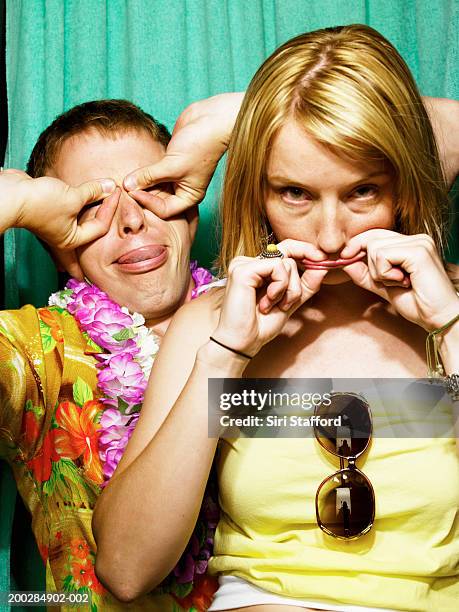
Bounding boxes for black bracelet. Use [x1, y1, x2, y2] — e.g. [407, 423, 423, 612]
[209, 336, 252, 360]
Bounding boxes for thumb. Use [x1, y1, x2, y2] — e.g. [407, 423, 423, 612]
[123, 157, 182, 191]
[74, 178, 116, 205]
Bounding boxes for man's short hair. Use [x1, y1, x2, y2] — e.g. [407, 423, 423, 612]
[27, 99, 171, 177]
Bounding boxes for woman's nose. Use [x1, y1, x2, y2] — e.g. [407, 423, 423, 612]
[116, 190, 146, 237]
[314, 202, 347, 255]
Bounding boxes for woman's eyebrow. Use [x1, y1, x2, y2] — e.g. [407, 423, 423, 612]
[266, 170, 391, 186]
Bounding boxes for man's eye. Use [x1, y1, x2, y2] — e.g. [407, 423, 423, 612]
[78, 200, 103, 220]
[280, 187, 311, 203]
[351, 185, 378, 199]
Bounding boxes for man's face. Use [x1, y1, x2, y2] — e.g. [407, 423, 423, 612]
[48, 128, 195, 323]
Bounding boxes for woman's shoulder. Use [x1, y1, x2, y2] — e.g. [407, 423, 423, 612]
[180, 286, 224, 320]
[167, 287, 224, 343]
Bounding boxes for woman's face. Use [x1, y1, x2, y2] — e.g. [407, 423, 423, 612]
[264, 118, 396, 284]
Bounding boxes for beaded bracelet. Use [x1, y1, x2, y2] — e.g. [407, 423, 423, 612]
[426, 312, 459, 401]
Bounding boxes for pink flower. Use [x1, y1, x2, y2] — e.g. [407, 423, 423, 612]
[67, 284, 107, 315]
[190, 260, 214, 299]
[76, 300, 118, 325]
[99, 407, 132, 430]
[98, 411, 138, 480]
[67, 282, 136, 353]
[97, 353, 146, 404]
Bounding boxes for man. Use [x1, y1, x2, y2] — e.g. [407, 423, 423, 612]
[0, 99, 218, 611]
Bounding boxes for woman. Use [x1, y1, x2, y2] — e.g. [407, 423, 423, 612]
[93, 25, 459, 611]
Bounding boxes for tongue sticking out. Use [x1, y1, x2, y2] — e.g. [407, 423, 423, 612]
[117, 245, 166, 265]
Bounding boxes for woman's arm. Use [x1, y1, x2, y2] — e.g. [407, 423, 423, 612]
[93, 244, 326, 602]
[92, 292, 248, 602]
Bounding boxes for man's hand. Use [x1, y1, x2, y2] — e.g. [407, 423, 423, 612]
[123, 93, 245, 217]
[1, 169, 117, 278]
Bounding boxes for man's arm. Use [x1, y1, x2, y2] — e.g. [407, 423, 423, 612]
[424, 97, 459, 187]
[0, 169, 117, 278]
[123, 92, 245, 217]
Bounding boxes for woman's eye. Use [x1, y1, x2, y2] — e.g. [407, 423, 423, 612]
[351, 185, 378, 199]
[280, 187, 311, 203]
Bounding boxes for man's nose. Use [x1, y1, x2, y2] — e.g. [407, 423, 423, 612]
[314, 201, 347, 255]
[116, 190, 146, 237]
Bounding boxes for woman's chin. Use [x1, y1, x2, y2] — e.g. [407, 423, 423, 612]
[321, 269, 352, 285]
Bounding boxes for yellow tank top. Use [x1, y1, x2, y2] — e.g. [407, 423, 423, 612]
[209, 435, 459, 612]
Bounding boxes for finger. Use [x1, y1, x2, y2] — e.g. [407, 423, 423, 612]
[298, 268, 329, 302]
[258, 260, 290, 313]
[73, 178, 116, 209]
[342, 260, 390, 300]
[2, 168, 30, 178]
[129, 189, 194, 218]
[74, 188, 120, 245]
[277, 238, 326, 262]
[340, 229, 403, 259]
[276, 259, 303, 311]
[369, 244, 426, 279]
[226, 257, 290, 316]
[380, 278, 411, 288]
[123, 157, 182, 191]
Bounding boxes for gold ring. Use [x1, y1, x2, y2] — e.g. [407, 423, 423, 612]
[258, 244, 284, 259]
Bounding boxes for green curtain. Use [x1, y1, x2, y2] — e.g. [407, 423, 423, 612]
[3, 0, 459, 600]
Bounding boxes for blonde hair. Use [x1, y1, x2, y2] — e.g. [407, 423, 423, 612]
[218, 24, 448, 274]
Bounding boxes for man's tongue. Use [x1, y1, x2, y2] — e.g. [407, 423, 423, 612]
[117, 245, 165, 264]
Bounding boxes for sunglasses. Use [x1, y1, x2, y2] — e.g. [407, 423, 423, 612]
[314, 392, 375, 539]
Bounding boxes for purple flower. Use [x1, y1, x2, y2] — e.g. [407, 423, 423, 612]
[75, 300, 118, 325]
[190, 260, 214, 299]
[91, 325, 138, 354]
[67, 283, 107, 315]
[101, 446, 125, 480]
[201, 492, 220, 529]
[173, 530, 213, 583]
[97, 353, 146, 404]
[99, 407, 133, 430]
[98, 410, 139, 481]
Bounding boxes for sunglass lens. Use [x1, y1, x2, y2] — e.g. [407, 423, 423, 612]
[316, 469, 374, 538]
[315, 393, 372, 457]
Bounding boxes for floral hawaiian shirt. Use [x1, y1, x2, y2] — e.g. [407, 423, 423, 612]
[0, 304, 216, 611]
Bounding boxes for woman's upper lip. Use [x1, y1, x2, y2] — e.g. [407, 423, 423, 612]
[116, 244, 167, 264]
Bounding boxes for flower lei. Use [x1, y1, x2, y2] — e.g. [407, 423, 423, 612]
[48, 261, 219, 596]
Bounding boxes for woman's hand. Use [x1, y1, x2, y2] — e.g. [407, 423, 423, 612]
[213, 240, 328, 357]
[341, 229, 459, 330]
[123, 93, 245, 217]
